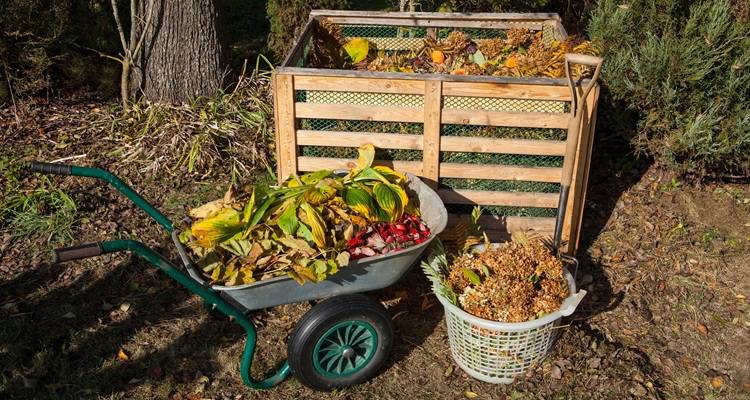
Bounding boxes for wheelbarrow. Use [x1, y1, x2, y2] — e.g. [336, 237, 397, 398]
[29, 162, 448, 390]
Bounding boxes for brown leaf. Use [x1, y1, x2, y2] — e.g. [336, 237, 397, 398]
[696, 323, 709, 337]
[420, 296, 434, 311]
[550, 364, 562, 379]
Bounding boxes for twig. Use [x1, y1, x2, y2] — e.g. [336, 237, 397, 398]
[50, 154, 87, 164]
[2, 60, 21, 126]
[110, 0, 129, 53]
[74, 44, 124, 64]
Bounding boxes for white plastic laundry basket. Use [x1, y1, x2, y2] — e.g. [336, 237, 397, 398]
[432, 262, 586, 384]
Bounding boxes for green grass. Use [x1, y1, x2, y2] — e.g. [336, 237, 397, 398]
[0, 177, 78, 244]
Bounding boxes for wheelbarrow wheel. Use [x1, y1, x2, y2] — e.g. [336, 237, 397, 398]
[287, 294, 393, 391]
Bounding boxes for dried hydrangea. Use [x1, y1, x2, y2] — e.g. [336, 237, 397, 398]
[447, 239, 569, 323]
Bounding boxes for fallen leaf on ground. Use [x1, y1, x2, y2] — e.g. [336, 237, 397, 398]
[117, 349, 129, 361]
[550, 364, 562, 379]
[464, 390, 479, 398]
[710, 376, 724, 389]
[696, 323, 709, 337]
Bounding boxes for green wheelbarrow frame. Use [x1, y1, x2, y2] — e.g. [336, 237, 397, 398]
[29, 161, 447, 390]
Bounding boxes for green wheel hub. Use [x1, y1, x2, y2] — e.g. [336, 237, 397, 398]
[312, 320, 378, 378]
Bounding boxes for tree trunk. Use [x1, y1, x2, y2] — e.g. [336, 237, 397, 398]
[133, 0, 223, 103]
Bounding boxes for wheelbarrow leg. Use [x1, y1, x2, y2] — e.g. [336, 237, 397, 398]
[53, 240, 292, 389]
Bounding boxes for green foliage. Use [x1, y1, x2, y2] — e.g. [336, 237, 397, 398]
[589, 0, 750, 177]
[436, 0, 550, 12]
[266, 0, 351, 62]
[0, 175, 77, 245]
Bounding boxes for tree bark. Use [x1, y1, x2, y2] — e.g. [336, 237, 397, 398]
[132, 0, 223, 103]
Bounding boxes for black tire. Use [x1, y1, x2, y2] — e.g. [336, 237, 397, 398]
[287, 294, 394, 391]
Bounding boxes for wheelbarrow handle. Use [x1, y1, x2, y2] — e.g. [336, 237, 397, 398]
[28, 161, 174, 233]
[30, 161, 73, 175]
[53, 242, 103, 263]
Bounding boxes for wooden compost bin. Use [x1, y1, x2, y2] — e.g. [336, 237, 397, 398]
[273, 10, 600, 255]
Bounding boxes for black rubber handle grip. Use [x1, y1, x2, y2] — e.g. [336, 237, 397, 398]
[53, 243, 103, 263]
[30, 161, 72, 175]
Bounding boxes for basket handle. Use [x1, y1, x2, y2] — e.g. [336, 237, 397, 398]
[559, 289, 587, 317]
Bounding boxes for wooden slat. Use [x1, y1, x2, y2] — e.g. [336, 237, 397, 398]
[320, 16, 544, 30]
[296, 130, 422, 150]
[274, 74, 297, 183]
[442, 81, 571, 101]
[422, 80, 442, 188]
[294, 75, 425, 94]
[310, 10, 563, 21]
[439, 189, 559, 207]
[295, 103, 423, 123]
[447, 214, 555, 233]
[277, 67, 575, 87]
[442, 109, 568, 129]
[297, 157, 423, 175]
[440, 136, 565, 156]
[440, 163, 562, 182]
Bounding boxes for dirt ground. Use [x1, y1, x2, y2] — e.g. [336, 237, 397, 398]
[1, 99, 749, 400]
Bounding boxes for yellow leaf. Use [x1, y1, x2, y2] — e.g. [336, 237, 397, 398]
[464, 390, 479, 399]
[343, 37, 369, 63]
[190, 208, 244, 248]
[117, 349, 129, 361]
[356, 143, 375, 172]
[300, 202, 327, 248]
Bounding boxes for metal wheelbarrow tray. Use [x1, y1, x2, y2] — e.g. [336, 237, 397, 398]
[182, 173, 448, 311]
[28, 162, 447, 391]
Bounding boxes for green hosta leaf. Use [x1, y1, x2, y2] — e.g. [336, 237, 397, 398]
[373, 182, 406, 221]
[300, 169, 333, 185]
[303, 184, 336, 205]
[300, 202, 327, 248]
[372, 165, 406, 184]
[278, 201, 299, 235]
[343, 38, 369, 63]
[352, 166, 389, 183]
[191, 208, 244, 248]
[462, 268, 482, 286]
[343, 187, 375, 218]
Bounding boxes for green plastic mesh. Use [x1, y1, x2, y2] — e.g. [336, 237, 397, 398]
[440, 178, 560, 193]
[341, 25, 427, 38]
[441, 152, 562, 167]
[447, 203, 557, 218]
[442, 124, 566, 141]
[296, 90, 424, 107]
[299, 145, 422, 161]
[298, 119, 423, 134]
[437, 28, 510, 39]
[443, 96, 568, 113]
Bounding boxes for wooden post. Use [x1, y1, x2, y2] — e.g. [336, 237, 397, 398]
[422, 80, 442, 188]
[273, 73, 297, 184]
